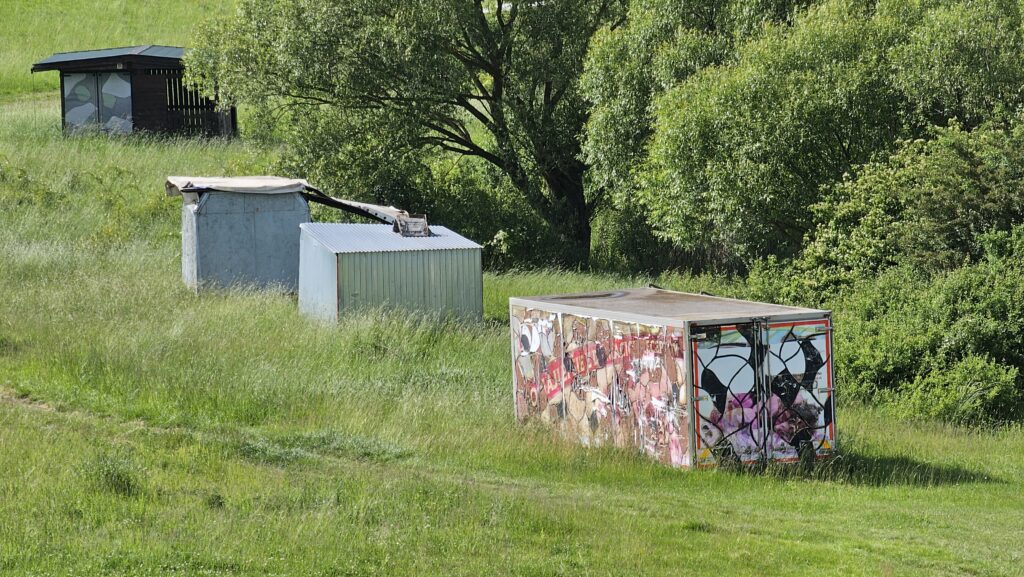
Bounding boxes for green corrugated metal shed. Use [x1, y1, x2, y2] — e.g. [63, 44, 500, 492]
[298, 223, 483, 321]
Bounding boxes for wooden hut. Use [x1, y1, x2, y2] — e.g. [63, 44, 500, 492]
[31, 45, 235, 136]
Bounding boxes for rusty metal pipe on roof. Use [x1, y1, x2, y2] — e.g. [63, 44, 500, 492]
[302, 186, 431, 237]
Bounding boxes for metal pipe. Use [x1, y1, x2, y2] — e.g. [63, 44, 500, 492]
[302, 187, 431, 237]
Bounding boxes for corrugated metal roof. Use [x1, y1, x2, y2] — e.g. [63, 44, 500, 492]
[301, 223, 481, 254]
[33, 45, 184, 68]
[511, 288, 829, 324]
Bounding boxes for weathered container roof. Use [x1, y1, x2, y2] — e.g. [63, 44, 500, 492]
[166, 176, 310, 196]
[300, 223, 481, 254]
[32, 45, 185, 72]
[510, 288, 829, 325]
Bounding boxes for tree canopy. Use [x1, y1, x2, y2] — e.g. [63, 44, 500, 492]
[183, 0, 1024, 423]
[189, 0, 626, 266]
[190, 0, 1024, 273]
[582, 0, 1024, 270]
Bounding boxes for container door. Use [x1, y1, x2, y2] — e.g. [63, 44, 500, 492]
[510, 306, 564, 427]
[690, 323, 768, 466]
[764, 319, 835, 461]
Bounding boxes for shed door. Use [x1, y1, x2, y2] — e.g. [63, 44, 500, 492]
[62, 73, 100, 129]
[691, 323, 769, 466]
[97, 72, 132, 133]
[765, 319, 835, 461]
[62, 72, 132, 133]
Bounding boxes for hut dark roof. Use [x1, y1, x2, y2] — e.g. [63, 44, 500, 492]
[31, 45, 185, 73]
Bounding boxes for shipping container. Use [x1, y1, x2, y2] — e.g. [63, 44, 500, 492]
[298, 223, 483, 321]
[166, 176, 310, 291]
[510, 288, 835, 468]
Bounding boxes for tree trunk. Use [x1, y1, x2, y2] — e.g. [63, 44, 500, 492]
[541, 160, 592, 268]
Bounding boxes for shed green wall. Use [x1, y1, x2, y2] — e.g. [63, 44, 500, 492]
[336, 249, 483, 319]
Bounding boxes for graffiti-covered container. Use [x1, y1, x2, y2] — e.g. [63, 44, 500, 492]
[509, 289, 835, 468]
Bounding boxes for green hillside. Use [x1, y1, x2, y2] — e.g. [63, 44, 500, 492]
[1, 2, 1023, 576]
[2, 91, 1024, 577]
[1, 0, 232, 96]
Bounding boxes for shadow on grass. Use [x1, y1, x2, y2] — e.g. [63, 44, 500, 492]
[732, 450, 998, 487]
[483, 315, 508, 329]
[232, 430, 413, 467]
[493, 424, 997, 488]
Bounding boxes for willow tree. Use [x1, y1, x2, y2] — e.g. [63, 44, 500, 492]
[188, 0, 625, 265]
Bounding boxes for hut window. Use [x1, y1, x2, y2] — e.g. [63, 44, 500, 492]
[62, 72, 133, 133]
[98, 72, 132, 133]
[62, 73, 99, 128]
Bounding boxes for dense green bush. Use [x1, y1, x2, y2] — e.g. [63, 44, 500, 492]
[891, 0, 1024, 129]
[834, 227, 1024, 424]
[589, 202, 693, 274]
[585, 0, 1024, 271]
[901, 355, 1019, 425]
[582, 0, 835, 269]
[580, 0, 739, 208]
[639, 0, 904, 266]
[788, 119, 1024, 301]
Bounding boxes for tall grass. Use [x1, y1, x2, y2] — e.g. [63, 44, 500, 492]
[2, 89, 1024, 575]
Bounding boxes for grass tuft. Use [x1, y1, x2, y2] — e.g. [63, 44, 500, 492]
[235, 438, 312, 467]
[681, 520, 715, 533]
[88, 448, 145, 497]
[204, 491, 226, 510]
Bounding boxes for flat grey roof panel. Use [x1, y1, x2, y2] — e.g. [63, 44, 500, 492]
[301, 223, 481, 253]
[511, 288, 828, 324]
[141, 45, 186, 59]
[32, 45, 184, 70]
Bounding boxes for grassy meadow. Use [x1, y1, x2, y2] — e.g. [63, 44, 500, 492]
[0, 0, 233, 96]
[2, 3, 1024, 573]
[1, 94, 1024, 576]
